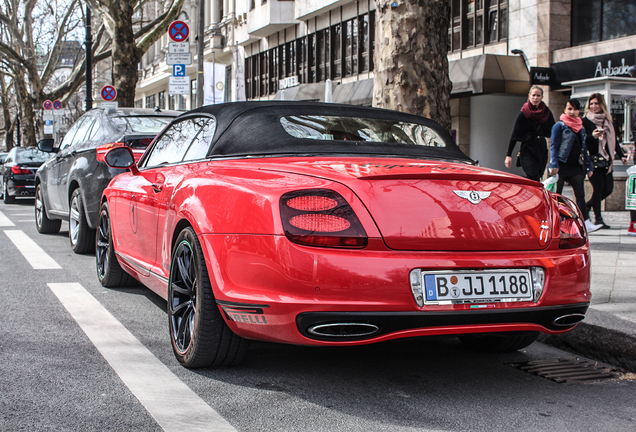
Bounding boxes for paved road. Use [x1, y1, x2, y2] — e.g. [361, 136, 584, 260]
[1, 199, 635, 432]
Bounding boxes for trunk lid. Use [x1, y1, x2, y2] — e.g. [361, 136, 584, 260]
[263, 159, 552, 252]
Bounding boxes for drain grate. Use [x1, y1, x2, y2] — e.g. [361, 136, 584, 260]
[510, 358, 620, 384]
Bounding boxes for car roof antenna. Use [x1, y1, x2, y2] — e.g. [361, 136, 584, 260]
[154, 106, 161, 112]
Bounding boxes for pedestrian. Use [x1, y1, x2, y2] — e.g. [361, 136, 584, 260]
[505, 85, 555, 181]
[582, 93, 627, 229]
[548, 99, 601, 233]
[629, 211, 636, 236]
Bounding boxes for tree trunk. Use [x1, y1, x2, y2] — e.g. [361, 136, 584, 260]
[0, 78, 14, 151]
[373, 0, 452, 131]
[14, 68, 37, 147]
[111, 3, 142, 107]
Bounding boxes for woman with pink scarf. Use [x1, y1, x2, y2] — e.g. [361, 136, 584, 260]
[549, 99, 600, 232]
[582, 93, 627, 229]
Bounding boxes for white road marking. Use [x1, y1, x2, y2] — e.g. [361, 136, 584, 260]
[4, 230, 61, 269]
[0, 211, 15, 227]
[48, 283, 237, 432]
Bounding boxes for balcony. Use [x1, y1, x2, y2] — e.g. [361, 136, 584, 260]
[247, 0, 297, 38]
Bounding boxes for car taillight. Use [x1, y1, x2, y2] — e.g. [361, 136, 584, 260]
[552, 194, 587, 249]
[96, 142, 125, 162]
[11, 166, 31, 174]
[280, 189, 368, 248]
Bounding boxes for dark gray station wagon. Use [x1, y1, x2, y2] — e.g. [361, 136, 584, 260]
[35, 107, 179, 253]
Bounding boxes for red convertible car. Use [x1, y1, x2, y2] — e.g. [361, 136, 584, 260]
[98, 102, 591, 368]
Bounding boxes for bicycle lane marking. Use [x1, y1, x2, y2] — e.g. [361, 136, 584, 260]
[0, 210, 16, 226]
[48, 283, 237, 432]
[4, 230, 61, 269]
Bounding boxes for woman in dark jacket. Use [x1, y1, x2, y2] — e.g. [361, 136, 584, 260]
[549, 99, 600, 232]
[582, 93, 627, 229]
[505, 86, 555, 181]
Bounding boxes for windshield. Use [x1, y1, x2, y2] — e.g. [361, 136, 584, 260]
[110, 116, 173, 134]
[280, 116, 447, 147]
[16, 148, 51, 163]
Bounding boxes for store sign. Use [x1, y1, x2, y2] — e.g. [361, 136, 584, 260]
[279, 76, 299, 90]
[530, 67, 557, 86]
[594, 58, 635, 78]
[552, 50, 636, 85]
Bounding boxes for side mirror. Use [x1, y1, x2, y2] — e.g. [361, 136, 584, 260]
[38, 138, 56, 153]
[104, 146, 139, 174]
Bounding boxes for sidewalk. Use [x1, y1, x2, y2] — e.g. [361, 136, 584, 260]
[545, 211, 636, 372]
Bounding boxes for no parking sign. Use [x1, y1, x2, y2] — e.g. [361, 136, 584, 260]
[168, 21, 189, 42]
[101, 85, 117, 102]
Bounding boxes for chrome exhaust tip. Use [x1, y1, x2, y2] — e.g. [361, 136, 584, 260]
[307, 323, 380, 338]
[553, 313, 586, 327]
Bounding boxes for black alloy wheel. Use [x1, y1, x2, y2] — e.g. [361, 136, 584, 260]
[35, 184, 61, 234]
[3, 180, 15, 204]
[96, 203, 136, 287]
[69, 189, 95, 254]
[169, 227, 248, 368]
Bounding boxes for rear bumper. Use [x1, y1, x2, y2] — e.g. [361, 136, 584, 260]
[296, 303, 590, 342]
[7, 180, 35, 197]
[200, 234, 592, 346]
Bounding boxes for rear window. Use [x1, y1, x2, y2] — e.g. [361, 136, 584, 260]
[16, 148, 51, 163]
[110, 116, 173, 134]
[280, 116, 447, 147]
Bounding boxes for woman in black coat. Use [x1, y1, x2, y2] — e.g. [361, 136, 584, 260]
[582, 93, 627, 229]
[505, 86, 555, 181]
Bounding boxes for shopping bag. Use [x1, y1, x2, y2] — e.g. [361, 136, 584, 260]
[542, 175, 558, 192]
[626, 165, 636, 210]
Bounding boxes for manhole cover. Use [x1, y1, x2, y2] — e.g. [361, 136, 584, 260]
[510, 358, 620, 384]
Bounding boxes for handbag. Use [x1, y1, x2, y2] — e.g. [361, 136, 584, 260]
[591, 154, 610, 169]
[516, 151, 522, 167]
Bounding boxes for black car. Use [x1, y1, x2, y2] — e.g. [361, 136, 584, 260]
[35, 107, 179, 253]
[1, 147, 52, 204]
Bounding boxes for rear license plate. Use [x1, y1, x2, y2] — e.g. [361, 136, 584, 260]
[422, 270, 533, 304]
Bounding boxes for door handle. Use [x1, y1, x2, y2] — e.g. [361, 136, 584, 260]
[151, 183, 163, 193]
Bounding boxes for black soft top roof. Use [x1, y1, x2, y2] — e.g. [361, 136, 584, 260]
[182, 101, 471, 162]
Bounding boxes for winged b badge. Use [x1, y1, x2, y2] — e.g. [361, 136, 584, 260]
[453, 190, 491, 204]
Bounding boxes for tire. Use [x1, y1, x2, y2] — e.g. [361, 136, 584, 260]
[35, 184, 62, 234]
[169, 227, 249, 368]
[96, 203, 137, 288]
[69, 188, 96, 254]
[459, 331, 539, 352]
[3, 180, 15, 204]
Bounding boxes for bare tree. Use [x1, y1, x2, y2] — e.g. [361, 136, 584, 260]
[86, 0, 186, 107]
[373, 0, 452, 130]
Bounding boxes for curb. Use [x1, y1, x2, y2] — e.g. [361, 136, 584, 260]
[544, 322, 636, 373]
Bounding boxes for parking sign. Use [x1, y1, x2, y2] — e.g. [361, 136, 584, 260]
[173, 64, 186, 77]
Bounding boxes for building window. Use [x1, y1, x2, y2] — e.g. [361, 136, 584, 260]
[158, 91, 166, 110]
[572, 0, 636, 46]
[243, 12, 375, 99]
[145, 94, 156, 109]
[134, 99, 143, 108]
[448, 0, 507, 52]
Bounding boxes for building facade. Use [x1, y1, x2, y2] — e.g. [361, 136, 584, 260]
[134, 0, 636, 174]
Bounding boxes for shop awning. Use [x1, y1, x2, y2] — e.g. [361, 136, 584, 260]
[449, 54, 530, 96]
[332, 78, 374, 106]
